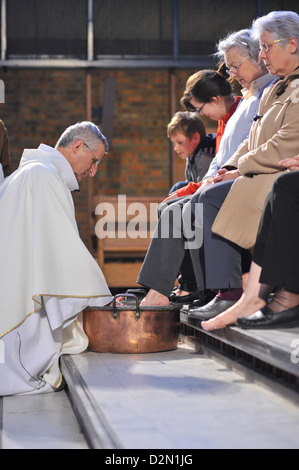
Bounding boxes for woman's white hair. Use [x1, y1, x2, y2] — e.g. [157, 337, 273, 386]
[252, 10, 299, 54]
[217, 28, 260, 64]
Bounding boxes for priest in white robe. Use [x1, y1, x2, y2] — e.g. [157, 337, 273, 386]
[0, 121, 113, 396]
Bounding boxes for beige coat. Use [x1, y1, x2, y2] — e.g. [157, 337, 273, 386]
[212, 70, 299, 249]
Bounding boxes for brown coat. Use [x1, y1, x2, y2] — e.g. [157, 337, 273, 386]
[212, 70, 299, 249]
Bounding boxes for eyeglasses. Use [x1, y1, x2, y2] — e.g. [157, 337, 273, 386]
[226, 55, 249, 74]
[84, 142, 101, 167]
[258, 38, 285, 54]
[195, 103, 205, 114]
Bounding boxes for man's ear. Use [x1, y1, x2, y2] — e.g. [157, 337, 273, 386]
[72, 138, 84, 154]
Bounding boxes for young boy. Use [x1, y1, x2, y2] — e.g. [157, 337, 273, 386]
[167, 111, 216, 194]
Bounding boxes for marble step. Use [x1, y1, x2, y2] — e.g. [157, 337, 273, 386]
[3, 316, 299, 449]
[61, 343, 299, 449]
[180, 310, 299, 379]
[0, 390, 88, 449]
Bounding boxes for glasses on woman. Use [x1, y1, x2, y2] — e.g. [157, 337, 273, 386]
[195, 103, 205, 114]
[258, 38, 285, 54]
[226, 55, 249, 74]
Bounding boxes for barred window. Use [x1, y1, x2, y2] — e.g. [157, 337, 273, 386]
[6, 0, 87, 58]
[2, 0, 299, 61]
[94, 0, 172, 57]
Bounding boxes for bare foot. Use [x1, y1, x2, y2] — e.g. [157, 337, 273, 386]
[201, 294, 267, 331]
[140, 289, 170, 307]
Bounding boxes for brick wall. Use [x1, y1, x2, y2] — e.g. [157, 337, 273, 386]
[1, 67, 217, 246]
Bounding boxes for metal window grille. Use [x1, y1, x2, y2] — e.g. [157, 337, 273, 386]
[1, 0, 298, 64]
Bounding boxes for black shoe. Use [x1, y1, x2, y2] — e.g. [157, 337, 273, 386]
[189, 290, 216, 308]
[169, 289, 207, 304]
[237, 304, 299, 329]
[188, 295, 237, 321]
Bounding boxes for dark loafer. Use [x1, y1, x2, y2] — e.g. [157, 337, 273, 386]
[189, 290, 216, 308]
[188, 295, 237, 321]
[169, 289, 210, 304]
[237, 304, 299, 329]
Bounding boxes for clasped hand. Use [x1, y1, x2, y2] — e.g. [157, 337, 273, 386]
[213, 168, 239, 183]
[279, 155, 299, 171]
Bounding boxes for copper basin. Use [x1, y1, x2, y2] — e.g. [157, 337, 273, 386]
[83, 294, 181, 354]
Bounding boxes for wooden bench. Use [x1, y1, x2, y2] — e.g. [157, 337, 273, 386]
[94, 195, 163, 288]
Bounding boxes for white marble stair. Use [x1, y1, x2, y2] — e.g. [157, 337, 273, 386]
[60, 344, 299, 449]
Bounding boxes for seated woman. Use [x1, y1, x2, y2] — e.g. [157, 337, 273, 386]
[201, 157, 299, 330]
[138, 26, 274, 306]
[166, 28, 273, 202]
[167, 110, 216, 194]
[186, 10, 299, 321]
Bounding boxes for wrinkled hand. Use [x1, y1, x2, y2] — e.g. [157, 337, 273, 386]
[213, 168, 239, 183]
[279, 155, 299, 172]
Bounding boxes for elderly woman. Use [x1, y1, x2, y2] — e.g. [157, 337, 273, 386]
[187, 10, 299, 324]
[138, 28, 273, 306]
[168, 30, 273, 202]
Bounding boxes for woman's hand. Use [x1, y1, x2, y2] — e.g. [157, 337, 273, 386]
[279, 155, 299, 171]
[213, 168, 239, 183]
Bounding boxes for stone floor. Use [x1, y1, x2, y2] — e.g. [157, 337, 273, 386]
[2, 341, 299, 449]
[65, 344, 299, 449]
[0, 390, 88, 449]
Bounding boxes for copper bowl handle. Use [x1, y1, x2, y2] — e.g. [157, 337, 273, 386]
[112, 293, 141, 320]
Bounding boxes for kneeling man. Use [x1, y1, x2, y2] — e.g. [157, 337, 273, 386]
[0, 121, 112, 396]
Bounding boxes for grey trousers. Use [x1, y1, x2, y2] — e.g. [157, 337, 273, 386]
[191, 180, 243, 290]
[137, 180, 243, 296]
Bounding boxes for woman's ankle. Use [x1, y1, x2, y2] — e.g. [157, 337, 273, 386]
[268, 289, 299, 313]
